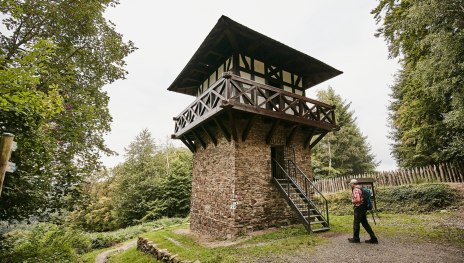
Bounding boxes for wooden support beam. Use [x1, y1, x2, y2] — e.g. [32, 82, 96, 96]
[228, 110, 238, 141]
[0, 133, 15, 197]
[192, 129, 207, 149]
[304, 128, 317, 149]
[308, 131, 328, 150]
[180, 137, 195, 153]
[242, 115, 256, 141]
[202, 125, 217, 146]
[286, 125, 299, 145]
[224, 29, 240, 50]
[213, 117, 231, 142]
[266, 120, 280, 145]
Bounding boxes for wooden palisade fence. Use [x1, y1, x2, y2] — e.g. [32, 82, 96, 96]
[314, 161, 464, 194]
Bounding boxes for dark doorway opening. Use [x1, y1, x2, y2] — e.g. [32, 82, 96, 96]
[271, 145, 284, 179]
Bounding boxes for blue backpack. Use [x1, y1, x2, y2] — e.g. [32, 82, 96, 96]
[361, 187, 373, 210]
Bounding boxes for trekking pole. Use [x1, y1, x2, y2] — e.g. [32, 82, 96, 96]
[371, 210, 376, 225]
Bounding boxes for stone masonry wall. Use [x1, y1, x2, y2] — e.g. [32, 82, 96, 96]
[190, 116, 313, 238]
[190, 135, 236, 238]
[233, 119, 299, 235]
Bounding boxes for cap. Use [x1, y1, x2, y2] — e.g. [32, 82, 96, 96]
[349, 179, 358, 184]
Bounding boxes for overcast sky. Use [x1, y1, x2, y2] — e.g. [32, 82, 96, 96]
[102, 0, 400, 171]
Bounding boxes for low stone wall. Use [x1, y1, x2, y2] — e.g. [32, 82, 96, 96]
[137, 237, 199, 263]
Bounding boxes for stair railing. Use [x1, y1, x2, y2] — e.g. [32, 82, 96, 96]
[272, 159, 312, 231]
[285, 159, 329, 227]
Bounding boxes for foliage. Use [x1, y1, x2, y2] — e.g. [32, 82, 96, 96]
[372, 0, 464, 167]
[0, 217, 184, 263]
[111, 130, 193, 227]
[86, 217, 184, 249]
[326, 183, 459, 215]
[311, 87, 378, 178]
[0, 223, 91, 263]
[0, 0, 136, 221]
[376, 183, 458, 213]
[68, 130, 192, 231]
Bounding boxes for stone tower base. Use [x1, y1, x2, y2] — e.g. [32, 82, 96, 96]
[190, 117, 312, 238]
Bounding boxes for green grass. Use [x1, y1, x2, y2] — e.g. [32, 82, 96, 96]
[107, 247, 159, 263]
[140, 224, 321, 263]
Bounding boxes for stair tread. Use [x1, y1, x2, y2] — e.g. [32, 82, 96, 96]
[273, 163, 329, 234]
[311, 227, 330, 233]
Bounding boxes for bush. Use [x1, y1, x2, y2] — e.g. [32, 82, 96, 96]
[87, 217, 184, 249]
[0, 223, 91, 263]
[377, 183, 458, 213]
[327, 183, 459, 215]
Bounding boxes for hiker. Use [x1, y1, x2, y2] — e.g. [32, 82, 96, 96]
[348, 179, 378, 244]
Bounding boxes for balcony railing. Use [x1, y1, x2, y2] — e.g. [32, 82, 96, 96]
[173, 73, 337, 137]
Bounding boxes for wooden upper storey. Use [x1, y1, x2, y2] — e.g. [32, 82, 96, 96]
[169, 16, 342, 150]
[167, 16, 342, 97]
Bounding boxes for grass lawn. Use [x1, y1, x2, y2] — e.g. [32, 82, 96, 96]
[108, 247, 159, 263]
[139, 223, 321, 263]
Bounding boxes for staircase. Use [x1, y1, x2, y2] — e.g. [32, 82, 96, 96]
[271, 147, 330, 233]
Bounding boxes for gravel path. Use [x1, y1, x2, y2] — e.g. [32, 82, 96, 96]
[95, 240, 137, 263]
[241, 231, 463, 263]
[282, 233, 464, 263]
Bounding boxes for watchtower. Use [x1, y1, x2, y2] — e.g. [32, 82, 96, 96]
[169, 16, 342, 238]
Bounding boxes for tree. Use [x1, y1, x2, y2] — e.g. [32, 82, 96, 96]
[312, 87, 377, 178]
[0, 0, 136, 220]
[111, 130, 192, 227]
[372, 0, 464, 167]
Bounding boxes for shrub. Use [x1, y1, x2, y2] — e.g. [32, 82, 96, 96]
[327, 183, 459, 215]
[87, 217, 184, 249]
[0, 223, 91, 263]
[377, 183, 458, 213]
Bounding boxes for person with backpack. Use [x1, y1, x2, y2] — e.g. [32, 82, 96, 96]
[348, 179, 378, 244]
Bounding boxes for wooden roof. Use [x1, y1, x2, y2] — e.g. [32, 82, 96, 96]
[168, 16, 343, 96]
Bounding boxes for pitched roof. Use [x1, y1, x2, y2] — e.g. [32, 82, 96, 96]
[168, 15, 342, 96]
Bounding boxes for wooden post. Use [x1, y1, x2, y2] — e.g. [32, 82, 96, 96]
[448, 162, 458, 183]
[0, 133, 15, 197]
[457, 162, 464, 182]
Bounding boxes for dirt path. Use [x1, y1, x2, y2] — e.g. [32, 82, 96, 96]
[95, 240, 137, 263]
[284, 233, 464, 263]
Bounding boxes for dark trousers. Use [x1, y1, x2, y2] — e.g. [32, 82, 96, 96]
[353, 205, 376, 240]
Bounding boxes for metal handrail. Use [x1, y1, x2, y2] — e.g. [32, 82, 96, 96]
[291, 161, 329, 226]
[272, 159, 330, 228]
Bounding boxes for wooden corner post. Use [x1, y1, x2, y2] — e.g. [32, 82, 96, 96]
[0, 133, 15, 197]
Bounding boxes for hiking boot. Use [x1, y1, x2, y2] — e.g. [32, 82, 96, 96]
[348, 238, 360, 243]
[365, 238, 379, 244]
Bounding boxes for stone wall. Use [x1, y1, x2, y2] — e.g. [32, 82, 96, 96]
[190, 116, 313, 238]
[137, 237, 198, 263]
[190, 135, 236, 238]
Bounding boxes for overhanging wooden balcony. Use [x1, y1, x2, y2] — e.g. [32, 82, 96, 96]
[172, 73, 337, 151]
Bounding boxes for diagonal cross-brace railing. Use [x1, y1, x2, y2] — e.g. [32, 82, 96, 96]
[173, 72, 337, 138]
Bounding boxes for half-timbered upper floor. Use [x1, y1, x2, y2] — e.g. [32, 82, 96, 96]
[168, 16, 342, 150]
